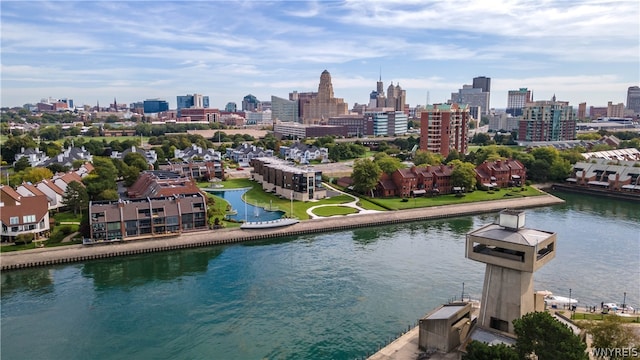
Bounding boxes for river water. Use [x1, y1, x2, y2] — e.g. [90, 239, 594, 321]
[1, 191, 638, 360]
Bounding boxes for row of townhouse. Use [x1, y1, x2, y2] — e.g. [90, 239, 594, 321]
[0, 163, 94, 242]
[279, 143, 329, 164]
[250, 157, 326, 201]
[226, 144, 273, 167]
[567, 159, 640, 192]
[89, 170, 208, 241]
[15, 146, 92, 168]
[374, 159, 527, 198]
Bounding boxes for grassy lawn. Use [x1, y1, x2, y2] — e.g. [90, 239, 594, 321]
[365, 186, 542, 210]
[570, 312, 640, 323]
[204, 178, 356, 219]
[52, 212, 82, 224]
[312, 206, 359, 217]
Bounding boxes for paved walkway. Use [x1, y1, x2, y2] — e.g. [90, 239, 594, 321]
[306, 183, 383, 219]
[0, 193, 565, 270]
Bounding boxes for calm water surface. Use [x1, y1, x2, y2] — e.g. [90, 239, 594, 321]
[1, 191, 638, 359]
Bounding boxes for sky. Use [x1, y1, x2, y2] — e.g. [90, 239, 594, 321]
[1, 0, 639, 111]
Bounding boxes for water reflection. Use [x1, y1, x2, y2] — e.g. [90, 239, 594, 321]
[1, 268, 54, 296]
[81, 247, 223, 289]
[207, 189, 284, 222]
[550, 190, 640, 221]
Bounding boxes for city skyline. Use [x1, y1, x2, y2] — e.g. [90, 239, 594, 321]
[1, 1, 638, 110]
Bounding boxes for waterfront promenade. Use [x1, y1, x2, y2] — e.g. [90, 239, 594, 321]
[0, 193, 564, 270]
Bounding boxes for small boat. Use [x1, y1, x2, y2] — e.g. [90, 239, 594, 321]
[240, 218, 299, 229]
[544, 294, 578, 306]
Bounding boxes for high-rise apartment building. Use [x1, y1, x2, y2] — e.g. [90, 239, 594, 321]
[506, 88, 531, 116]
[607, 101, 625, 118]
[419, 103, 469, 157]
[577, 102, 587, 120]
[626, 86, 640, 113]
[271, 96, 299, 123]
[301, 70, 348, 124]
[177, 94, 209, 116]
[518, 96, 576, 142]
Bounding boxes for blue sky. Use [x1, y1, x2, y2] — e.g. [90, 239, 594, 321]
[1, 0, 638, 110]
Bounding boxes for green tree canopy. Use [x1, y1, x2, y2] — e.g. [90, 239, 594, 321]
[586, 315, 639, 357]
[374, 153, 404, 175]
[514, 312, 587, 360]
[449, 160, 477, 191]
[413, 150, 443, 166]
[62, 181, 89, 215]
[463, 340, 518, 360]
[13, 156, 31, 172]
[351, 158, 382, 196]
[22, 167, 53, 184]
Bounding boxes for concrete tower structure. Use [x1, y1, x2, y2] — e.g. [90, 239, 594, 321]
[465, 210, 556, 334]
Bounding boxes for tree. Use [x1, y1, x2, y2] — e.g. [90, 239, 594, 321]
[413, 150, 442, 166]
[586, 315, 639, 359]
[514, 312, 587, 360]
[22, 167, 53, 183]
[449, 160, 477, 191]
[83, 157, 117, 200]
[62, 181, 89, 216]
[374, 153, 404, 175]
[13, 156, 31, 172]
[463, 340, 518, 360]
[549, 158, 572, 182]
[124, 152, 149, 172]
[351, 158, 382, 196]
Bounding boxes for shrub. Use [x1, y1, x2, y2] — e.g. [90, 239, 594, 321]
[14, 233, 34, 245]
[401, 198, 409, 202]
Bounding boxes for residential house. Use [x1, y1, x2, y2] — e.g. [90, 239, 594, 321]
[474, 159, 527, 189]
[280, 143, 329, 164]
[1, 185, 50, 241]
[567, 159, 640, 192]
[110, 145, 157, 167]
[14, 147, 49, 167]
[226, 143, 274, 167]
[374, 164, 456, 198]
[89, 193, 208, 241]
[40, 146, 92, 168]
[159, 161, 224, 180]
[126, 171, 203, 199]
[36, 179, 66, 210]
[174, 144, 221, 162]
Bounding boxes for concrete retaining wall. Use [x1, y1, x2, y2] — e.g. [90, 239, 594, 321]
[0, 194, 565, 271]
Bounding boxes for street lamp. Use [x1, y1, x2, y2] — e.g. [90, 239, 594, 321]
[569, 288, 572, 311]
[290, 191, 294, 218]
[623, 292, 626, 313]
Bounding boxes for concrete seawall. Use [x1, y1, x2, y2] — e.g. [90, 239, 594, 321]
[0, 194, 565, 271]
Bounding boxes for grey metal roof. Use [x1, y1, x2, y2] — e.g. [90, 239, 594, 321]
[426, 305, 467, 320]
[469, 223, 554, 246]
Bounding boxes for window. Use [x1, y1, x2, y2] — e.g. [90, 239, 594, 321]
[10, 217, 19, 225]
[23, 215, 36, 223]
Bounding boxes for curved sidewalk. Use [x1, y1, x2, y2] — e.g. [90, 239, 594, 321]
[306, 183, 382, 219]
[0, 193, 565, 270]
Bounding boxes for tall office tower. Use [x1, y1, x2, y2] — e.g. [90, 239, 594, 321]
[271, 95, 299, 123]
[419, 103, 469, 157]
[225, 102, 237, 112]
[472, 76, 491, 92]
[578, 102, 587, 120]
[386, 82, 407, 112]
[466, 210, 556, 334]
[364, 110, 408, 136]
[626, 86, 640, 113]
[177, 94, 209, 116]
[506, 88, 531, 116]
[290, 91, 317, 123]
[450, 85, 489, 118]
[302, 70, 348, 124]
[242, 94, 260, 112]
[518, 96, 577, 142]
